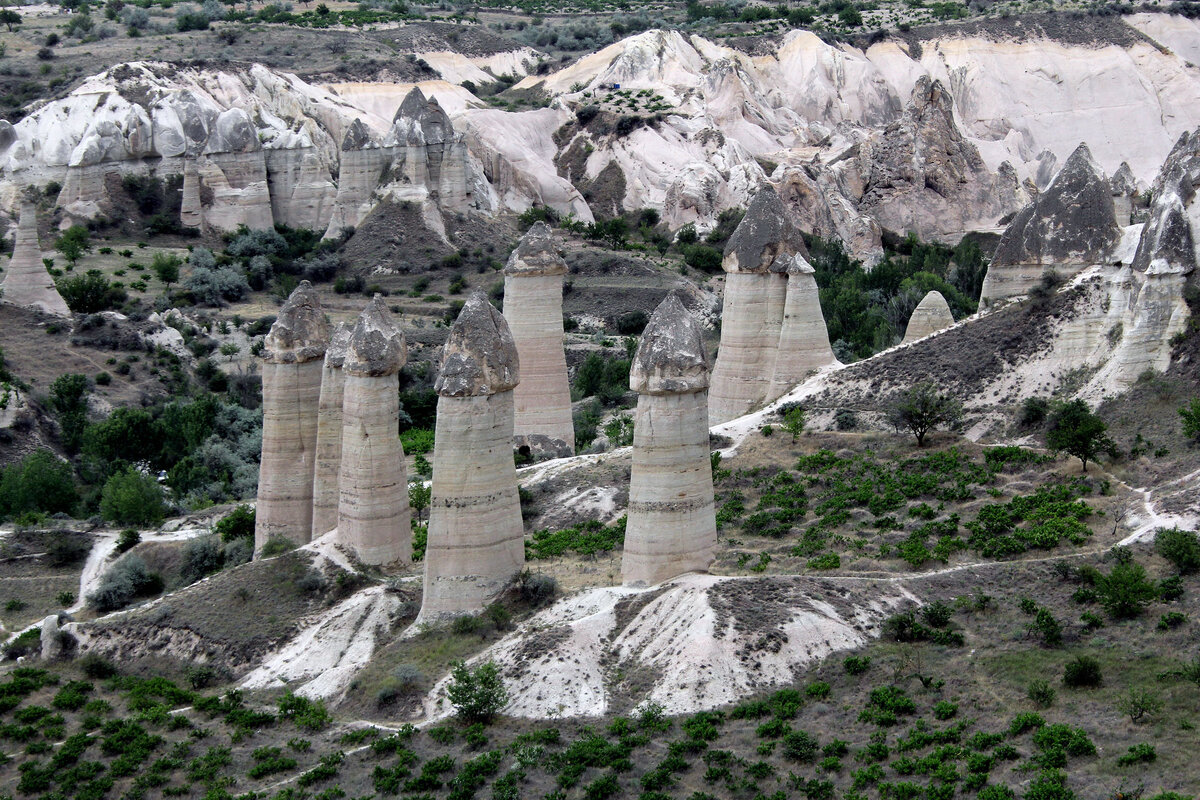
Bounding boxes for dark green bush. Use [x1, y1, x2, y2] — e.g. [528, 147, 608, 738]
[1062, 656, 1103, 688]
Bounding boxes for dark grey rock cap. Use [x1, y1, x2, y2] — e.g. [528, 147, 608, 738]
[504, 222, 567, 277]
[264, 280, 331, 364]
[346, 296, 406, 377]
[435, 291, 520, 397]
[324, 322, 353, 369]
[630, 293, 711, 395]
[341, 119, 372, 151]
[722, 186, 809, 274]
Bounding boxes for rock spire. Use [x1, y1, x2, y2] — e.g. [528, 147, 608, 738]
[310, 322, 352, 540]
[0, 202, 70, 317]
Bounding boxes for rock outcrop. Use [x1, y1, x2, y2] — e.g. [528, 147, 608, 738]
[982, 143, 1121, 303]
[902, 291, 955, 344]
[768, 254, 838, 400]
[503, 222, 574, 458]
[0, 203, 70, 317]
[623, 294, 716, 586]
[39, 615, 62, 661]
[311, 322, 352, 540]
[1111, 161, 1139, 226]
[338, 297, 411, 565]
[255, 281, 330, 555]
[419, 292, 523, 622]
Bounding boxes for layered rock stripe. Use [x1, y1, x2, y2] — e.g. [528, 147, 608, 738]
[769, 254, 837, 400]
[311, 322, 352, 540]
[503, 221, 574, 457]
[419, 292, 524, 621]
[902, 290, 955, 344]
[255, 281, 330, 555]
[623, 293, 717, 587]
[0, 203, 70, 317]
[338, 297, 412, 565]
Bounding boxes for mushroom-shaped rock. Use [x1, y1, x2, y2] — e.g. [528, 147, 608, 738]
[982, 143, 1120, 303]
[311, 322, 353, 540]
[0, 203, 71, 317]
[768, 254, 838, 399]
[504, 223, 573, 458]
[623, 294, 717, 587]
[722, 186, 809, 274]
[255, 282, 330, 554]
[418, 293, 523, 623]
[337, 298, 411, 565]
[902, 291, 955, 344]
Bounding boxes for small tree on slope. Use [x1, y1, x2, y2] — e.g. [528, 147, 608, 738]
[887, 383, 962, 447]
[1046, 399, 1114, 473]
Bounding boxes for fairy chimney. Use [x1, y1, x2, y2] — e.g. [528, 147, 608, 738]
[311, 322, 352, 539]
[1, 202, 71, 317]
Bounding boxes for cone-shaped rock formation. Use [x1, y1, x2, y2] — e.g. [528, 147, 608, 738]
[768, 254, 837, 400]
[1, 203, 70, 316]
[419, 292, 523, 621]
[338, 297, 411, 565]
[623, 293, 716, 586]
[982, 143, 1120, 303]
[902, 291, 955, 344]
[503, 222, 574, 458]
[311, 322, 352, 540]
[255, 281, 330, 555]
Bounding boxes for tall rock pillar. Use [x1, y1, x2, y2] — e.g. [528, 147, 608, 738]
[311, 322, 352, 540]
[255, 281, 330, 555]
[1, 202, 70, 317]
[503, 221, 574, 458]
[418, 292, 523, 622]
[768, 254, 836, 400]
[338, 297, 411, 565]
[622, 293, 716, 587]
[709, 187, 807, 424]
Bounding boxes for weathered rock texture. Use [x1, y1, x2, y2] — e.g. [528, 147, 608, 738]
[419, 292, 523, 621]
[39, 615, 61, 661]
[902, 290, 955, 344]
[769, 254, 837, 401]
[338, 297, 411, 565]
[255, 281, 330, 555]
[0, 203, 70, 316]
[623, 294, 716, 587]
[503, 222, 574, 458]
[311, 323, 352, 540]
[982, 143, 1121, 303]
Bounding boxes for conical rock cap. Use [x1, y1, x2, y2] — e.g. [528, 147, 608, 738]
[264, 280, 330, 364]
[324, 322, 353, 369]
[435, 291, 520, 397]
[346, 296, 406, 376]
[630, 293, 711, 395]
[722, 186, 808, 274]
[504, 221, 567, 277]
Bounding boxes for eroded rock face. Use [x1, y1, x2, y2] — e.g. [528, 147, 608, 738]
[721, 187, 808, 274]
[902, 290, 955, 344]
[624, 294, 717, 587]
[255, 282, 330, 554]
[768, 254, 838, 399]
[983, 143, 1121, 302]
[503, 222, 573, 457]
[1111, 161, 1139, 226]
[419, 293, 523, 621]
[311, 323, 352, 540]
[0, 203, 70, 317]
[338, 297, 411, 565]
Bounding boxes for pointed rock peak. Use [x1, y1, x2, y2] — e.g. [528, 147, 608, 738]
[915, 290, 952, 315]
[324, 322, 354, 369]
[346, 296, 406, 377]
[505, 221, 567, 276]
[909, 75, 952, 114]
[395, 87, 428, 122]
[1132, 196, 1196, 275]
[902, 291, 955, 344]
[435, 291, 520, 397]
[1056, 143, 1103, 185]
[265, 280, 331, 364]
[786, 253, 815, 275]
[1111, 162, 1137, 196]
[342, 119, 372, 151]
[630, 292, 711, 395]
[723, 186, 808, 273]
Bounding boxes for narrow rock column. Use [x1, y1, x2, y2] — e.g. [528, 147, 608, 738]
[769, 254, 837, 400]
[337, 297, 411, 565]
[180, 160, 202, 229]
[418, 292, 523, 622]
[0, 202, 71, 317]
[623, 294, 716, 587]
[503, 221, 574, 457]
[255, 281, 330, 555]
[709, 187, 806, 424]
[902, 290, 955, 344]
[311, 322, 352, 540]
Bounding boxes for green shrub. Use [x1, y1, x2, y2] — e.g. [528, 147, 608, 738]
[447, 661, 507, 723]
[1027, 680, 1056, 708]
[214, 505, 255, 542]
[99, 467, 165, 526]
[116, 528, 140, 554]
[1062, 656, 1102, 688]
[781, 729, 819, 761]
[0, 450, 77, 518]
[1155, 527, 1200, 573]
[1117, 742, 1157, 766]
[278, 692, 331, 731]
[88, 554, 163, 611]
[844, 655, 871, 675]
[1096, 561, 1158, 619]
[259, 536, 295, 557]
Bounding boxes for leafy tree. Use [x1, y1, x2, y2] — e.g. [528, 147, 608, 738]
[782, 405, 806, 442]
[887, 382, 962, 447]
[99, 466, 166, 526]
[447, 660, 507, 723]
[409, 482, 430, 525]
[49, 373, 89, 452]
[1046, 400, 1113, 472]
[151, 252, 181, 288]
[56, 270, 125, 313]
[0, 9, 22, 31]
[0, 450, 76, 518]
[1155, 527, 1200, 574]
[215, 505, 255, 542]
[1180, 398, 1200, 442]
[1095, 561, 1158, 619]
[54, 225, 91, 265]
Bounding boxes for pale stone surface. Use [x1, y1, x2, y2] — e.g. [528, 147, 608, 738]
[40, 615, 61, 661]
[311, 323, 352, 540]
[768, 254, 837, 400]
[255, 282, 330, 555]
[338, 297, 411, 565]
[265, 148, 337, 232]
[0, 203, 70, 316]
[902, 290, 955, 344]
[180, 160, 202, 228]
[503, 222, 573, 457]
[624, 294, 716, 587]
[419, 292, 523, 621]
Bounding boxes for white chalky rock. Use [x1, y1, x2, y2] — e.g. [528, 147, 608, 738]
[902, 290, 955, 344]
[768, 254, 838, 400]
[311, 322, 352, 540]
[0, 202, 70, 316]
